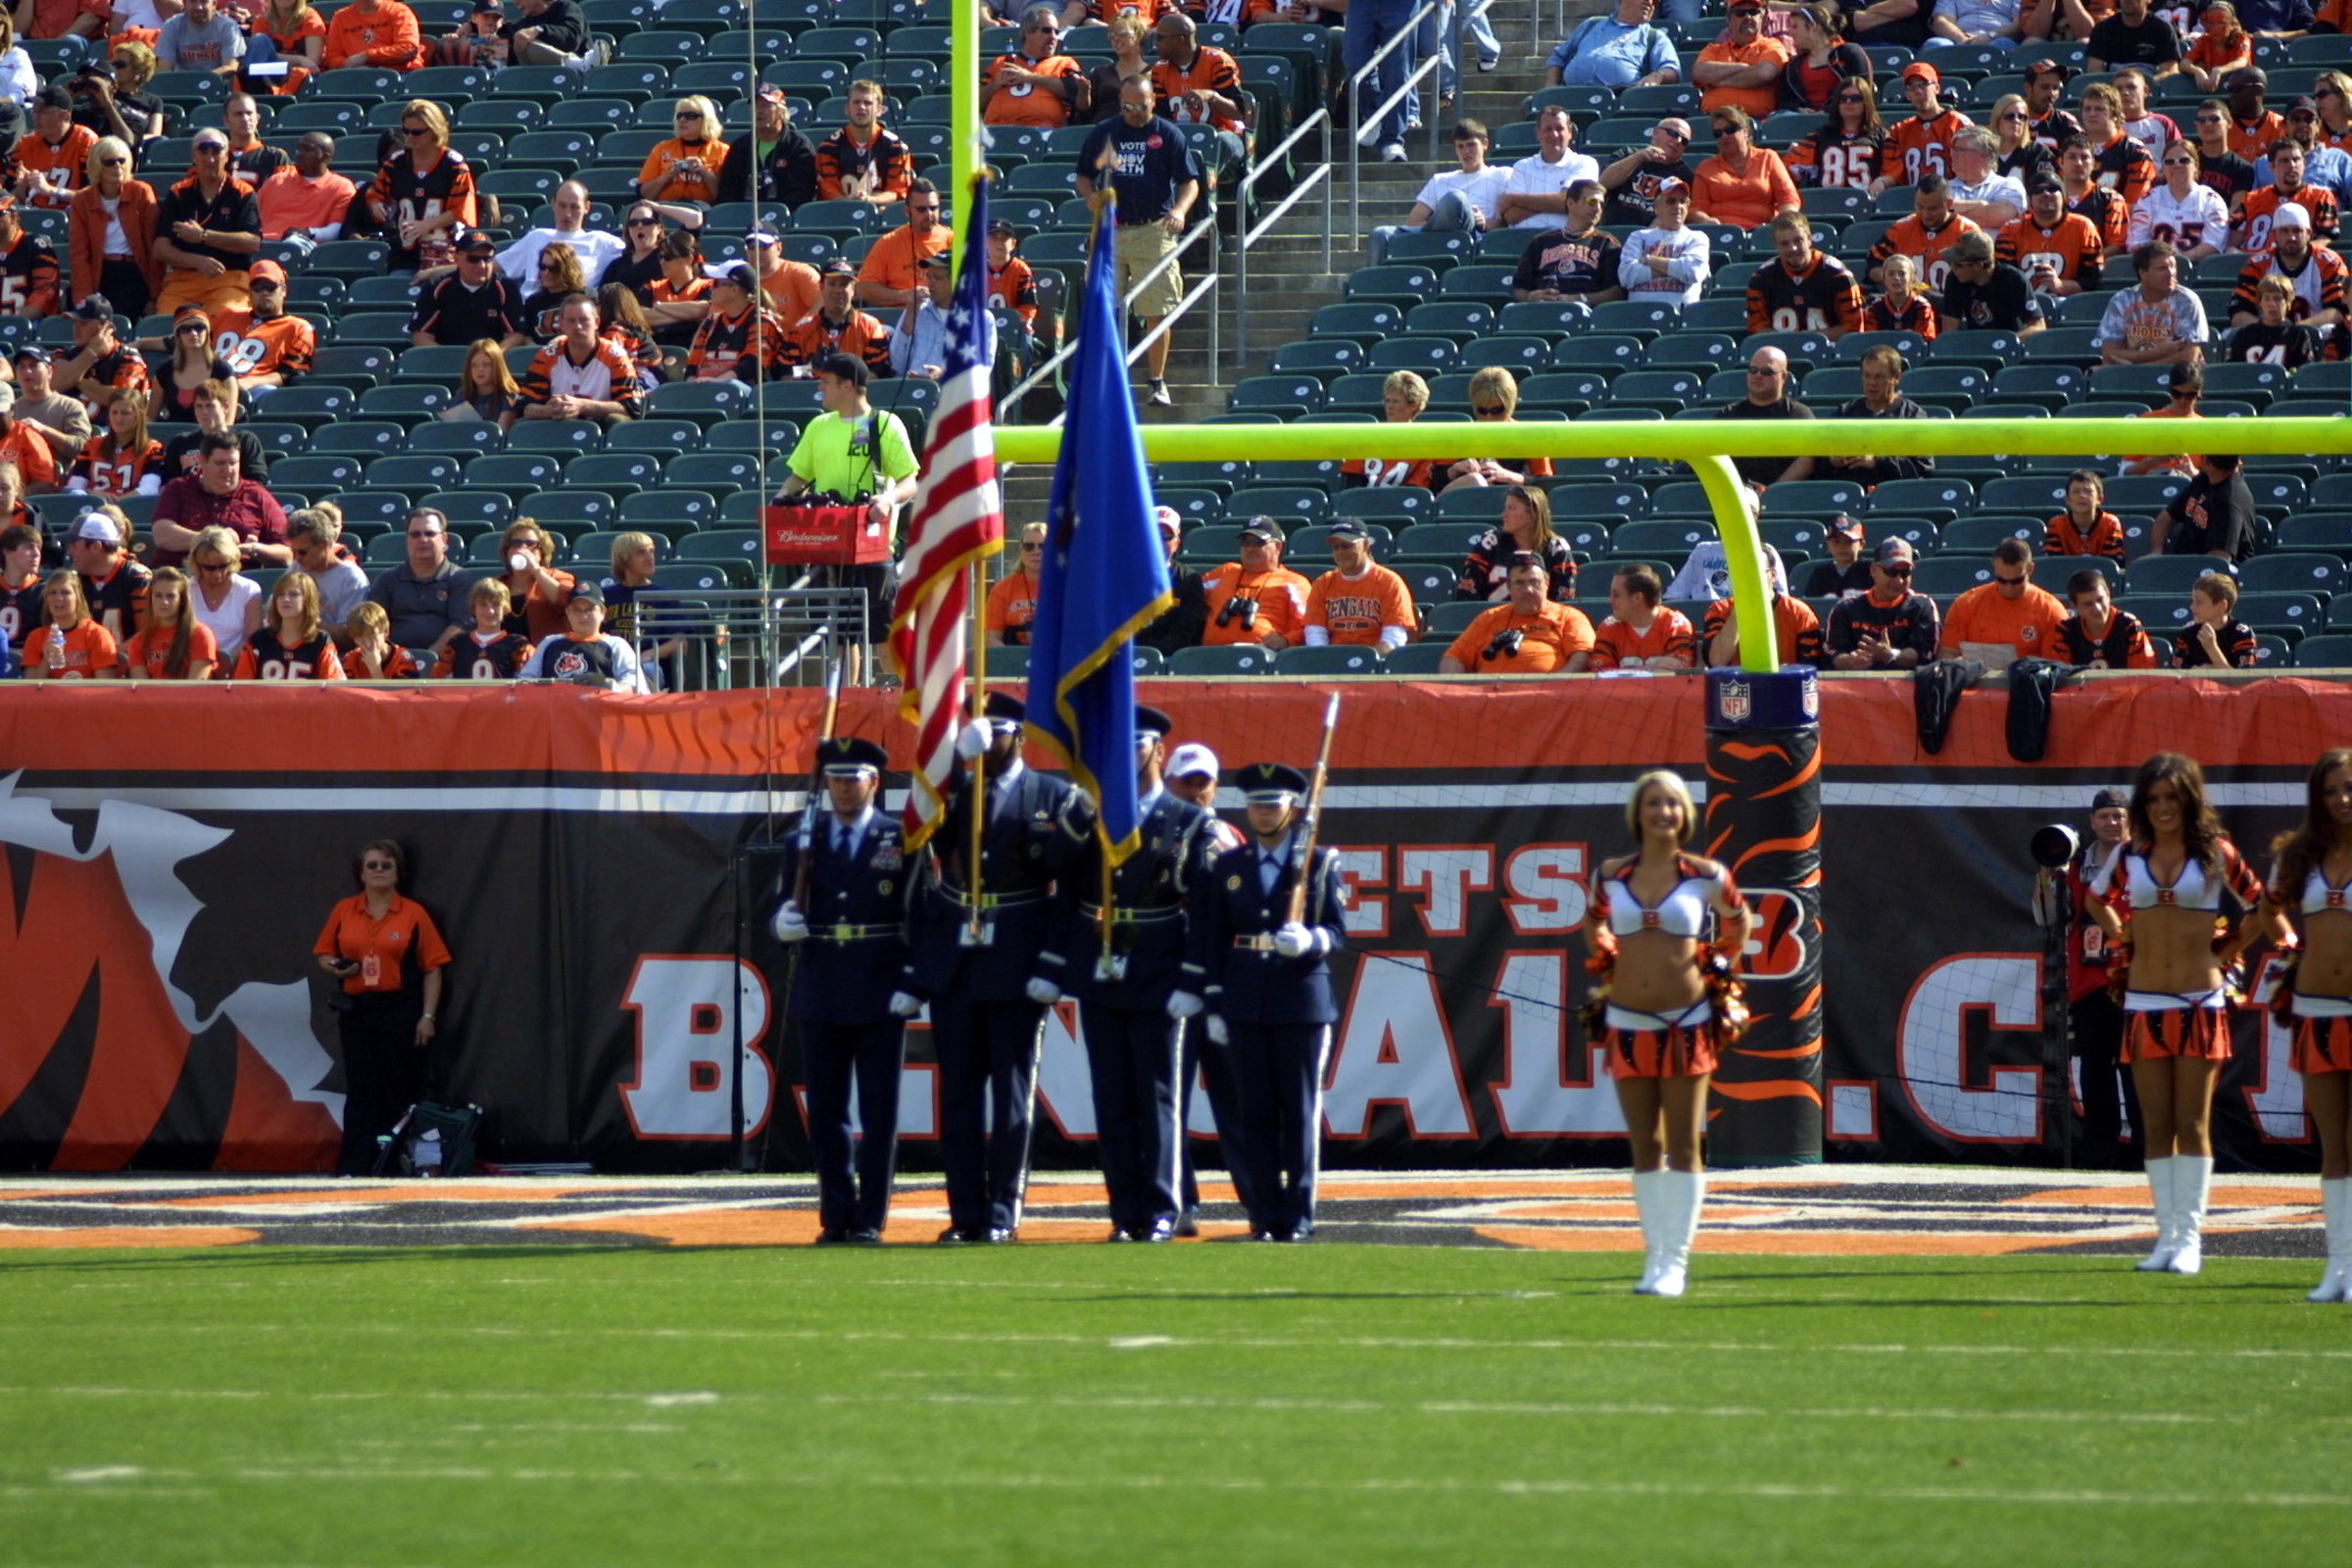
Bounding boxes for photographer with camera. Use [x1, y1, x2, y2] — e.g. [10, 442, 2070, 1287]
[68, 41, 165, 158]
[1441, 551, 1596, 672]
[1200, 515, 1309, 652]
[2033, 789, 2142, 1168]
[780, 350, 917, 684]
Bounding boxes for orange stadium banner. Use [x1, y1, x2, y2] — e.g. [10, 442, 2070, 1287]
[0, 676, 2339, 1174]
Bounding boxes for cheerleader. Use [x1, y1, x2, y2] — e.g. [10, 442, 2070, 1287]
[1580, 771, 1752, 1298]
[2259, 749, 2352, 1302]
[2086, 753, 2266, 1276]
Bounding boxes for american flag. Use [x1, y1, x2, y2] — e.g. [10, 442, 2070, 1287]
[888, 179, 1002, 851]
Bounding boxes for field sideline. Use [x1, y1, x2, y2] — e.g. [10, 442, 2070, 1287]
[3, 1169, 2345, 1567]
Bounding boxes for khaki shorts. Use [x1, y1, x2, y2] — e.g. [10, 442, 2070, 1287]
[1114, 220, 1183, 317]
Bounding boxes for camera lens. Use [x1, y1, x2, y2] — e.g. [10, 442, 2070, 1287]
[2030, 823, 2081, 869]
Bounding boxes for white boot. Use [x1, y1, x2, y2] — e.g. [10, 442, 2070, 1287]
[2167, 1155, 2213, 1275]
[2135, 1156, 2178, 1271]
[2309, 1179, 2348, 1304]
[1648, 1169, 1705, 1298]
[1631, 1169, 1665, 1295]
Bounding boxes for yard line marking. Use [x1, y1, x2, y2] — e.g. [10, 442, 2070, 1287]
[806, 1390, 2289, 1427]
[24, 1466, 2347, 1512]
[11, 1325, 2350, 1361]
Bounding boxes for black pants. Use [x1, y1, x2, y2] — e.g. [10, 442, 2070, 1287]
[802, 1017, 906, 1233]
[2072, 991, 2140, 1167]
[1178, 1016, 1255, 1217]
[1230, 1021, 1331, 1239]
[931, 997, 1046, 1234]
[337, 995, 424, 1176]
[1080, 1002, 1182, 1233]
[100, 258, 151, 324]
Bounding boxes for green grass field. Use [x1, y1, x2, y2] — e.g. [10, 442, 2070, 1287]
[4, 1244, 2346, 1567]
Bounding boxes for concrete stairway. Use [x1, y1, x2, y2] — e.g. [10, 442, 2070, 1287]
[997, 3, 1603, 523]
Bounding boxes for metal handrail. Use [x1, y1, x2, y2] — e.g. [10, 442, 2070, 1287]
[1002, 213, 1223, 416]
[1346, 0, 1446, 236]
[632, 584, 870, 691]
[1232, 105, 1334, 368]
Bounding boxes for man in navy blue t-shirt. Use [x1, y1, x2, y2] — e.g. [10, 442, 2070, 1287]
[1075, 76, 1202, 407]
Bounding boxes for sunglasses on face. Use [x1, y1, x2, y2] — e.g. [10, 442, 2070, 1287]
[99, 156, 125, 166]
[1473, 404, 1507, 416]
[362, 859, 395, 871]
[628, 216, 659, 226]
[1880, 563, 1913, 576]
[196, 560, 230, 572]
[1837, 94, 1864, 105]
[676, 111, 704, 121]
[176, 324, 206, 335]
[401, 127, 429, 138]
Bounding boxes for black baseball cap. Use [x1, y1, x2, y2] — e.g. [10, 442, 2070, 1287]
[568, 581, 606, 608]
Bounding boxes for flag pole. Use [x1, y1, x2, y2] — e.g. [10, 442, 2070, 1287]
[966, 556, 987, 941]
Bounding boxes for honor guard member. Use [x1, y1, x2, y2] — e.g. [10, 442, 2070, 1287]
[895, 691, 1086, 1243]
[1163, 742, 1253, 1235]
[1180, 762, 1348, 1243]
[771, 736, 910, 1245]
[1035, 706, 1218, 1243]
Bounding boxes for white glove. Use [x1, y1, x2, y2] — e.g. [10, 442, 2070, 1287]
[1273, 922, 1313, 958]
[1025, 976, 1061, 1005]
[1167, 990, 1203, 1020]
[955, 719, 991, 760]
[1204, 1014, 1230, 1047]
[888, 991, 924, 1018]
[770, 900, 808, 944]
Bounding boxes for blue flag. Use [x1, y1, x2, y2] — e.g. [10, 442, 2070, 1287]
[1025, 201, 1174, 865]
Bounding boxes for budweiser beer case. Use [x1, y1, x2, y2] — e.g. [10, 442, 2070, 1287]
[763, 503, 892, 565]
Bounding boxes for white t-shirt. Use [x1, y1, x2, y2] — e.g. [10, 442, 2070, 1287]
[1504, 150, 1602, 229]
[1410, 165, 1512, 225]
[498, 225, 629, 287]
[192, 573, 262, 668]
[2128, 182, 2230, 253]
[1949, 173, 2028, 216]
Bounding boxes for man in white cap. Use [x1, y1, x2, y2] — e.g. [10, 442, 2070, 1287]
[1138, 504, 1211, 657]
[69, 509, 150, 644]
[2226, 199, 2348, 330]
[1164, 739, 1251, 1237]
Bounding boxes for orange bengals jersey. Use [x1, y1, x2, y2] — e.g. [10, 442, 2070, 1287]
[2044, 510, 2127, 562]
[1882, 110, 1970, 185]
[1700, 595, 1821, 665]
[1869, 213, 1984, 292]
[342, 644, 420, 679]
[1995, 213, 2105, 288]
[2238, 184, 2341, 254]
[1305, 564, 1418, 646]
[2228, 109, 2286, 164]
[1342, 455, 1442, 489]
[211, 312, 317, 381]
[984, 570, 1041, 647]
[70, 435, 166, 499]
[1152, 49, 1249, 137]
[1587, 608, 1698, 671]
[14, 125, 97, 209]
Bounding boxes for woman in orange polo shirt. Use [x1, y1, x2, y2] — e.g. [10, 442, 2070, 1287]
[315, 839, 453, 1174]
[1689, 107, 1801, 231]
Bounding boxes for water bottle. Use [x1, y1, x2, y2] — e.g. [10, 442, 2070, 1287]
[414, 1127, 443, 1176]
[45, 632, 65, 673]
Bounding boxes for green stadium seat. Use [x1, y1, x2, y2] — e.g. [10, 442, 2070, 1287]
[1278, 645, 1384, 675]
[2294, 632, 2352, 666]
[368, 456, 466, 493]
[1169, 645, 1275, 676]
[408, 421, 505, 458]
[2124, 555, 2227, 596]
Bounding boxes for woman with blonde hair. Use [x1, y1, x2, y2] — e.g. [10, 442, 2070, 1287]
[638, 95, 728, 205]
[69, 134, 161, 318]
[1986, 93, 2054, 186]
[23, 569, 121, 679]
[1443, 366, 1554, 492]
[1340, 370, 1440, 490]
[68, 388, 167, 499]
[1456, 483, 1576, 603]
[188, 523, 264, 674]
[1085, 15, 1152, 124]
[259, 0, 329, 95]
[1581, 769, 1753, 1296]
[235, 569, 345, 680]
[122, 566, 219, 680]
[369, 99, 476, 272]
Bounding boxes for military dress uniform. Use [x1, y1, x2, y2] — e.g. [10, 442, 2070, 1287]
[902, 695, 1086, 1241]
[773, 737, 909, 1243]
[1189, 763, 1348, 1242]
[1039, 708, 1220, 1242]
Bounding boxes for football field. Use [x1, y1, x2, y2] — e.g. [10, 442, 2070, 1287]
[3, 1169, 2345, 1568]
